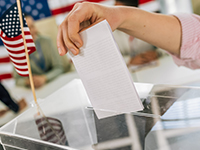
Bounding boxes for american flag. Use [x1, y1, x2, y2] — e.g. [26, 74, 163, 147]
[48, 0, 114, 24]
[35, 115, 67, 145]
[0, 0, 158, 82]
[0, 3, 36, 77]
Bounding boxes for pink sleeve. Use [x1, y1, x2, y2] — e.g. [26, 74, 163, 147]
[170, 13, 200, 69]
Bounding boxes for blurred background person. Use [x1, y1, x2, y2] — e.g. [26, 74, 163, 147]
[0, 82, 27, 117]
[13, 14, 71, 89]
[113, 0, 162, 66]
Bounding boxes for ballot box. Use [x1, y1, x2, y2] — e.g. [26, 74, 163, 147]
[1, 79, 200, 150]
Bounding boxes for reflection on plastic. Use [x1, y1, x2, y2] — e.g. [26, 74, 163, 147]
[35, 114, 68, 146]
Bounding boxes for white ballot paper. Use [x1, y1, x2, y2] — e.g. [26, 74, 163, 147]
[70, 20, 144, 119]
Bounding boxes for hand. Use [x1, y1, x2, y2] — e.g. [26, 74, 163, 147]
[57, 2, 124, 56]
[129, 55, 148, 65]
[32, 75, 46, 88]
[129, 50, 158, 65]
[25, 75, 47, 88]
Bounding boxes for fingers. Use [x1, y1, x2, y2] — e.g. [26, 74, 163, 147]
[30, 76, 46, 88]
[129, 56, 147, 65]
[57, 2, 95, 55]
[57, 27, 68, 56]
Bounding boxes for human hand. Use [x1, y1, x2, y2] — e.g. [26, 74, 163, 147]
[32, 75, 47, 88]
[129, 50, 158, 65]
[25, 75, 47, 88]
[141, 51, 158, 61]
[129, 55, 147, 65]
[57, 2, 124, 56]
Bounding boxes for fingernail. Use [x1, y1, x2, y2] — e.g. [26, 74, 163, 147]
[58, 47, 62, 55]
[70, 48, 78, 55]
[75, 42, 81, 48]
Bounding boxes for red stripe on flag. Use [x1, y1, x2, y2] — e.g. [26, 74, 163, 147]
[10, 59, 27, 66]
[17, 72, 29, 77]
[51, 0, 108, 15]
[1, 31, 31, 41]
[6, 47, 36, 55]
[14, 66, 28, 72]
[3, 39, 35, 48]
[9, 54, 26, 60]
[0, 73, 12, 80]
[7, 49, 27, 54]
[139, 0, 154, 4]
[0, 57, 10, 63]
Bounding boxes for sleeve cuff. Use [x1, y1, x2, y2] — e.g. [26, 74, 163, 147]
[173, 13, 200, 60]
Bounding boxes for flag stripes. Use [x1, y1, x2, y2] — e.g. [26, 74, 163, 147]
[50, 0, 109, 15]
[35, 116, 67, 145]
[0, 27, 36, 76]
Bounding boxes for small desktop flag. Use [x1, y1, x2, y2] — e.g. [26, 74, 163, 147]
[0, 3, 36, 77]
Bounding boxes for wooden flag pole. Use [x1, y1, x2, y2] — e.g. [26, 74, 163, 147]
[16, 2, 64, 143]
[16, 0, 39, 107]
[16, 3, 65, 143]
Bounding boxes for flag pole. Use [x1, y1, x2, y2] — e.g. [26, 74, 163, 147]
[16, 0, 39, 108]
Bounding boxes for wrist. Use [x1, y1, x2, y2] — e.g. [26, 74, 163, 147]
[42, 75, 47, 83]
[117, 7, 138, 31]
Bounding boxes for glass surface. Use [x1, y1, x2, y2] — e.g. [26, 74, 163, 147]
[1, 79, 200, 150]
[158, 0, 193, 14]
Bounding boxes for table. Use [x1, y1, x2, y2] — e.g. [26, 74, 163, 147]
[0, 71, 80, 126]
[2, 55, 200, 126]
[5, 55, 200, 104]
[130, 55, 200, 85]
[1, 79, 200, 150]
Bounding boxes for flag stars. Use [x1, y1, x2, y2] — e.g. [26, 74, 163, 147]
[0, 4, 31, 38]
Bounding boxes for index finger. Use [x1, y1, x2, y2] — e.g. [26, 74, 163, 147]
[67, 2, 94, 48]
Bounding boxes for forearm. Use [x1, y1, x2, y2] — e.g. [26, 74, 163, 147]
[117, 7, 181, 55]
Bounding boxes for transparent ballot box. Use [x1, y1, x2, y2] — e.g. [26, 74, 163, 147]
[1, 79, 200, 150]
